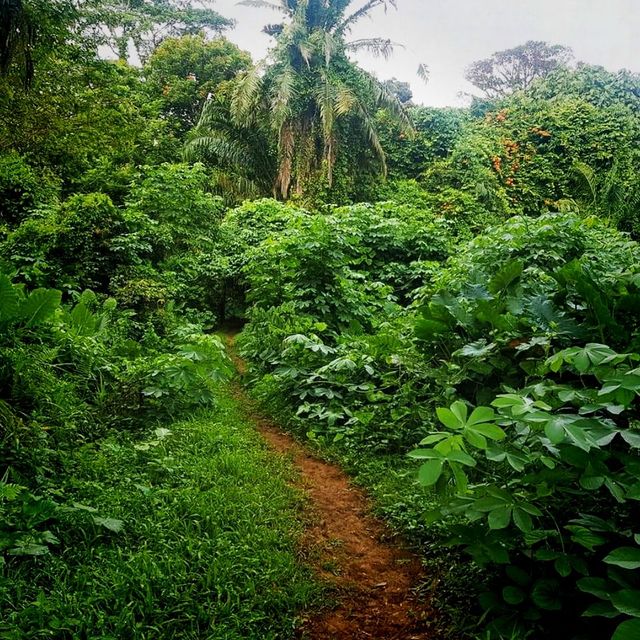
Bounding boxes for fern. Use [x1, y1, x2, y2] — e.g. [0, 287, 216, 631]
[0, 481, 24, 501]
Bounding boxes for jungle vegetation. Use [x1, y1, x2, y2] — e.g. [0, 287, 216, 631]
[1, 1, 640, 639]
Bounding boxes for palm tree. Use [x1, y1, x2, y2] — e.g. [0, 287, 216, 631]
[185, 92, 278, 201]
[231, 0, 418, 198]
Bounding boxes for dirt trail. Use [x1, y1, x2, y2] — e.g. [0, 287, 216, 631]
[224, 333, 436, 640]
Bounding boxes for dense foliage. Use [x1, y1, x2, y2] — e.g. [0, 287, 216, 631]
[1, 1, 640, 638]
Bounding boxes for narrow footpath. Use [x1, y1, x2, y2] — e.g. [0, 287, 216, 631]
[224, 334, 436, 640]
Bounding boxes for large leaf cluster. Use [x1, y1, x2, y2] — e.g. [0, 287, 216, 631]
[0, 274, 231, 560]
[412, 213, 640, 638]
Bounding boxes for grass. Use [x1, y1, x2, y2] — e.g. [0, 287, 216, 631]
[0, 387, 321, 639]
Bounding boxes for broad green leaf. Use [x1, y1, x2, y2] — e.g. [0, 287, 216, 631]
[464, 429, 487, 449]
[466, 406, 496, 427]
[436, 407, 462, 430]
[554, 556, 571, 577]
[604, 547, 640, 570]
[519, 502, 543, 516]
[418, 460, 443, 486]
[540, 456, 556, 469]
[502, 585, 526, 605]
[547, 354, 563, 373]
[407, 449, 443, 460]
[470, 423, 506, 441]
[0, 275, 19, 323]
[513, 507, 533, 533]
[564, 423, 596, 451]
[572, 513, 616, 533]
[18, 288, 62, 327]
[573, 350, 590, 373]
[577, 577, 611, 599]
[580, 475, 605, 490]
[613, 620, 640, 640]
[69, 302, 97, 335]
[415, 317, 449, 340]
[531, 578, 562, 611]
[544, 419, 565, 444]
[419, 433, 449, 445]
[566, 525, 606, 551]
[488, 506, 512, 530]
[611, 590, 640, 617]
[506, 451, 528, 471]
[600, 380, 622, 395]
[455, 340, 496, 358]
[446, 450, 476, 467]
[474, 496, 509, 512]
[450, 401, 468, 424]
[489, 260, 523, 294]
[449, 461, 468, 493]
[486, 446, 507, 462]
[605, 478, 627, 503]
[492, 394, 526, 408]
[582, 601, 619, 618]
[621, 431, 640, 448]
[93, 517, 124, 533]
[620, 374, 640, 391]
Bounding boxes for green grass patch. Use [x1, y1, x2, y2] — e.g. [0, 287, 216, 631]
[0, 388, 320, 639]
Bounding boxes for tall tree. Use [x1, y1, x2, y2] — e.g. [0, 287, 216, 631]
[81, 0, 233, 63]
[186, 92, 277, 201]
[0, 0, 74, 86]
[465, 41, 573, 99]
[230, 0, 413, 198]
[144, 33, 251, 132]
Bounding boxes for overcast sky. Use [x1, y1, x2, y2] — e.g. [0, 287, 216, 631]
[214, 0, 640, 107]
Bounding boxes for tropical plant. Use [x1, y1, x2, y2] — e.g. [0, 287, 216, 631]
[144, 33, 251, 133]
[186, 93, 278, 199]
[80, 0, 233, 64]
[410, 212, 640, 637]
[229, 0, 414, 197]
[0, 0, 73, 86]
[411, 347, 640, 640]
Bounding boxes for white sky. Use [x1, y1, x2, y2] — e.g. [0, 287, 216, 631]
[214, 0, 640, 107]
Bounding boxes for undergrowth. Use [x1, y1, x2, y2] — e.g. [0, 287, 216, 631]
[0, 392, 321, 639]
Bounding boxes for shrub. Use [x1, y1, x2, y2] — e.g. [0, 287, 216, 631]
[0, 154, 59, 227]
[411, 213, 640, 638]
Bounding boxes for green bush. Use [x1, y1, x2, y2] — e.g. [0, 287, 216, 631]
[0, 154, 59, 227]
[238, 202, 453, 448]
[0, 274, 231, 562]
[412, 213, 640, 638]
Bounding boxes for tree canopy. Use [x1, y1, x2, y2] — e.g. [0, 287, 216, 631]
[465, 40, 573, 98]
[225, 0, 411, 197]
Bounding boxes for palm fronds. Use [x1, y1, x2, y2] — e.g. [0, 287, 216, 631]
[346, 37, 398, 60]
[417, 63, 430, 84]
[336, 0, 396, 36]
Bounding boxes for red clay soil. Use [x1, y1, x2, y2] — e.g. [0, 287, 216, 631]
[224, 334, 437, 640]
